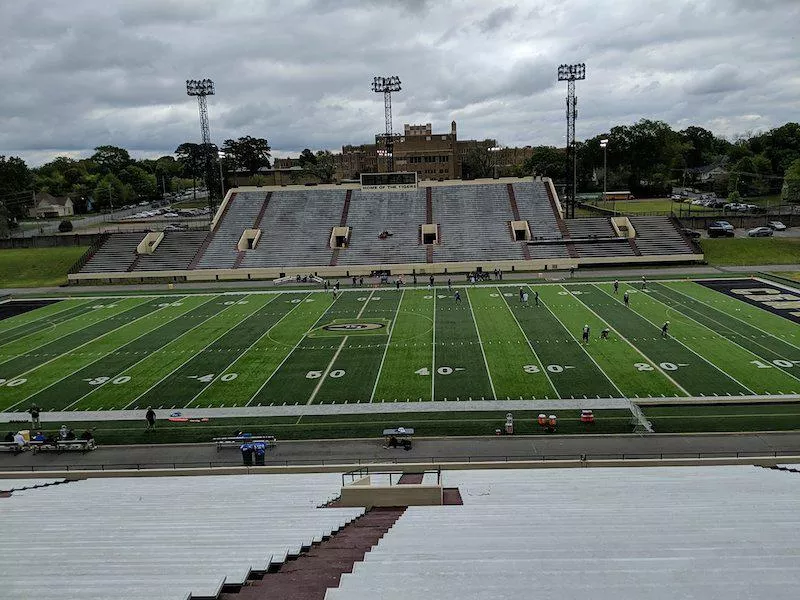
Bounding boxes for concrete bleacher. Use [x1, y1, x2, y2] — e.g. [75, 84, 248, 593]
[566, 217, 616, 238]
[0, 473, 363, 600]
[0, 478, 65, 492]
[240, 189, 346, 269]
[527, 243, 570, 259]
[629, 216, 695, 255]
[339, 190, 427, 266]
[328, 466, 800, 600]
[431, 183, 523, 262]
[575, 240, 636, 258]
[512, 181, 563, 240]
[196, 192, 267, 269]
[133, 231, 208, 272]
[78, 232, 142, 273]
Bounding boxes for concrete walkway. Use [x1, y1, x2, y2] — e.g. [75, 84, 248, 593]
[1, 431, 799, 473]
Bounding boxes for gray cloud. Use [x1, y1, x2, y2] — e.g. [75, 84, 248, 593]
[0, 0, 797, 166]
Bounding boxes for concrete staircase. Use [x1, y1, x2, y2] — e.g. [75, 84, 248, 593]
[221, 508, 406, 600]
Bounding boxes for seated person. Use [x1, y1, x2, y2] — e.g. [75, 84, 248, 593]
[80, 429, 94, 441]
[3, 431, 14, 443]
[65, 428, 76, 441]
[32, 431, 46, 442]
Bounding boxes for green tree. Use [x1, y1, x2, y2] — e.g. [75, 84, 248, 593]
[0, 155, 33, 222]
[93, 174, 132, 210]
[297, 149, 317, 167]
[461, 146, 492, 179]
[90, 145, 132, 174]
[304, 150, 336, 183]
[521, 146, 564, 180]
[120, 165, 158, 200]
[221, 136, 271, 175]
[781, 158, 800, 204]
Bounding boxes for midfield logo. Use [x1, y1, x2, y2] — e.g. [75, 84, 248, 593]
[322, 322, 386, 331]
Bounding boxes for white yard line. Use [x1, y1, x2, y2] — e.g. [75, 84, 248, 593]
[10, 297, 196, 411]
[498, 289, 559, 399]
[0, 297, 150, 362]
[562, 284, 691, 396]
[465, 288, 497, 400]
[307, 337, 348, 405]
[68, 295, 230, 410]
[307, 291, 375, 405]
[431, 289, 437, 401]
[121, 294, 266, 409]
[593, 284, 757, 395]
[533, 285, 625, 398]
[641, 286, 800, 387]
[1, 298, 159, 390]
[370, 289, 404, 402]
[0, 299, 94, 339]
[245, 292, 343, 406]
[188, 294, 306, 406]
[663, 281, 800, 352]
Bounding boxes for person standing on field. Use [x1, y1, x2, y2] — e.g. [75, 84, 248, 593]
[145, 407, 156, 431]
[534, 290, 540, 307]
[582, 324, 590, 344]
[613, 280, 619, 294]
[661, 321, 670, 338]
[623, 291, 630, 307]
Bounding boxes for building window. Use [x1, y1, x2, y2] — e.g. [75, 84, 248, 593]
[426, 136, 431, 141]
[441, 136, 447, 140]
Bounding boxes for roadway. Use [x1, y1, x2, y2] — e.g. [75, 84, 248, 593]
[2, 431, 799, 472]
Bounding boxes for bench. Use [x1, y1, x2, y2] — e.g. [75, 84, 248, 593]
[213, 436, 277, 451]
[0, 441, 26, 453]
[30, 439, 96, 453]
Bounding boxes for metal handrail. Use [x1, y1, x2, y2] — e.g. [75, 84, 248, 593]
[3, 450, 800, 473]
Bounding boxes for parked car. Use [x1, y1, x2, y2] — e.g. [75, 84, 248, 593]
[708, 221, 735, 238]
[747, 227, 774, 237]
[768, 221, 787, 231]
[681, 228, 702, 239]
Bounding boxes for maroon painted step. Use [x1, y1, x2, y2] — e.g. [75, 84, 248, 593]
[425, 187, 433, 263]
[188, 192, 237, 269]
[126, 253, 142, 272]
[330, 190, 352, 267]
[221, 507, 406, 600]
[253, 192, 273, 229]
[627, 238, 642, 256]
[506, 184, 531, 260]
[544, 182, 571, 238]
[397, 473, 423, 484]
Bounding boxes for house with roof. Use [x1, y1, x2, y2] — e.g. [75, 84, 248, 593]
[28, 192, 75, 218]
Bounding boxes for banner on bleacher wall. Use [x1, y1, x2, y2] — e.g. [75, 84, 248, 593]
[360, 172, 418, 191]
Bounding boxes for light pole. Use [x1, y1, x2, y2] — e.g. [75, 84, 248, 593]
[600, 138, 609, 213]
[186, 78, 215, 216]
[557, 63, 586, 219]
[487, 146, 502, 179]
[371, 75, 401, 172]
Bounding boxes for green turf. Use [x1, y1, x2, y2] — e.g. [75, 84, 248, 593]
[1, 278, 799, 412]
[0, 247, 89, 288]
[645, 403, 800, 433]
[700, 238, 800, 266]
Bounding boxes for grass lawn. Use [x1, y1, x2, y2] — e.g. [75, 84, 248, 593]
[171, 199, 211, 209]
[700, 238, 800, 266]
[779, 272, 800, 282]
[645, 403, 800, 434]
[0, 246, 88, 288]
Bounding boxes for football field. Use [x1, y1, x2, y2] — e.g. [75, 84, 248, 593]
[1, 278, 799, 413]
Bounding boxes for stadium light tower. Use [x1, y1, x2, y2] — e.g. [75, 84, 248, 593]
[557, 63, 585, 219]
[371, 75, 401, 172]
[600, 138, 609, 213]
[186, 78, 216, 214]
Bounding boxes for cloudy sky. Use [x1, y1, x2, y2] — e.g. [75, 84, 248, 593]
[1, 0, 798, 166]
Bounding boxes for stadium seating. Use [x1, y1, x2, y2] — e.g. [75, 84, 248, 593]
[512, 182, 564, 240]
[78, 232, 142, 273]
[328, 466, 800, 600]
[0, 473, 364, 600]
[431, 184, 523, 262]
[339, 190, 427, 265]
[628, 216, 695, 255]
[566, 217, 616, 238]
[72, 181, 701, 278]
[197, 192, 268, 269]
[240, 189, 346, 268]
[133, 231, 208, 272]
